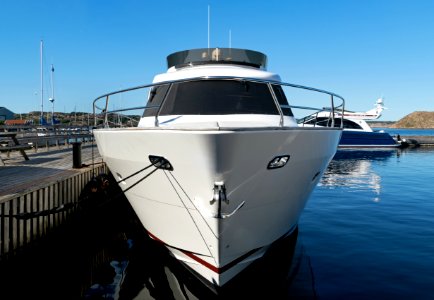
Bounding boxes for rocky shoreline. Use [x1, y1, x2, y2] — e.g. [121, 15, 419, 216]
[368, 111, 434, 128]
[366, 121, 396, 128]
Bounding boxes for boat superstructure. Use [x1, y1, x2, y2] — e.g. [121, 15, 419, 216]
[298, 98, 400, 148]
[92, 48, 345, 287]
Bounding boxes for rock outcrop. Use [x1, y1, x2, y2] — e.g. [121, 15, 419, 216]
[390, 111, 434, 128]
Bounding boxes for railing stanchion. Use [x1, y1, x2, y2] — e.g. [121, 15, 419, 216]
[331, 95, 335, 128]
[104, 96, 109, 127]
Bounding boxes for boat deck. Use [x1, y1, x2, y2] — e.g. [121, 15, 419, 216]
[0, 143, 103, 200]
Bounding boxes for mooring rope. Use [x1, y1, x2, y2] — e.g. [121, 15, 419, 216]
[2, 159, 163, 220]
[164, 171, 218, 239]
[116, 163, 156, 185]
[122, 168, 159, 193]
[162, 170, 216, 261]
[2, 203, 77, 219]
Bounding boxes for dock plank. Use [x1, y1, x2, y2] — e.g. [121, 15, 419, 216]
[0, 144, 103, 200]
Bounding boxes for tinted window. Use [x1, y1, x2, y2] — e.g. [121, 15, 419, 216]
[272, 85, 293, 116]
[342, 119, 363, 129]
[303, 117, 363, 129]
[143, 84, 170, 117]
[143, 80, 294, 116]
[304, 117, 332, 127]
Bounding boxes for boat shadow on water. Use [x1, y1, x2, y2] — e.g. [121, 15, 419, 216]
[77, 188, 318, 299]
[0, 172, 317, 299]
[78, 175, 318, 299]
[108, 226, 317, 300]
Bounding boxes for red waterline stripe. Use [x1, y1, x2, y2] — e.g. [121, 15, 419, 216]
[182, 249, 220, 273]
[146, 230, 260, 274]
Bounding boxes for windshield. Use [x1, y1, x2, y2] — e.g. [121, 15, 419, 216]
[143, 80, 293, 117]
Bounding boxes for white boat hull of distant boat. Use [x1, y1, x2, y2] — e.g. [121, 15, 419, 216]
[94, 124, 340, 286]
[299, 98, 401, 148]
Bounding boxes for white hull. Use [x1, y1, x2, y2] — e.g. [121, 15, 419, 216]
[94, 126, 341, 286]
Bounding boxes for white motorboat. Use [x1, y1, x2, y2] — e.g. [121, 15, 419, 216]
[92, 48, 344, 288]
[299, 98, 401, 148]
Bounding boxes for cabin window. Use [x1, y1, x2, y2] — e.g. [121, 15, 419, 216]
[303, 117, 363, 130]
[341, 119, 363, 130]
[271, 84, 293, 116]
[143, 84, 170, 117]
[304, 117, 332, 127]
[143, 80, 293, 116]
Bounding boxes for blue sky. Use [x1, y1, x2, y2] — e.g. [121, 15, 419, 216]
[1, 0, 433, 121]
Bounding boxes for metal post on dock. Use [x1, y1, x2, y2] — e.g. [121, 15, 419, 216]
[72, 142, 82, 168]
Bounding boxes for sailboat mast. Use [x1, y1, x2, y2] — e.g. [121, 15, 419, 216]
[40, 40, 44, 125]
[207, 5, 210, 48]
[49, 64, 55, 124]
[50, 64, 55, 101]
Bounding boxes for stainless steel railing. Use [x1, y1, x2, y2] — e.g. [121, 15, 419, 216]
[92, 76, 345, 129]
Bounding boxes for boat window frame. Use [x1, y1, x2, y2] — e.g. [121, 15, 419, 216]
[142, 79, 293, 119]
[92, 75, 345, 129]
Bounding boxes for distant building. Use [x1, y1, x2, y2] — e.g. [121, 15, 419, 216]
[0, 107, 15, 121]
[4, 119, 32, 125]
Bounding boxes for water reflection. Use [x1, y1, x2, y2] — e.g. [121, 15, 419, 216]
[84, 224, 318, 299]
[320, 149, 398, 202]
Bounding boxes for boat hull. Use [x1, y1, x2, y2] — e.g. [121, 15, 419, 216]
[339, 130, 400, 148]
[93, 126, 341, 286]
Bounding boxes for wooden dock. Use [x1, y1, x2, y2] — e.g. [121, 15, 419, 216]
[0, 142, 107, 260]
[401, 135, 434, 146]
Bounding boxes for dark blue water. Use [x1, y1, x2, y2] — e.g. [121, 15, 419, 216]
[300, 147, 434, 299]
[1, 146, 434, 299]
